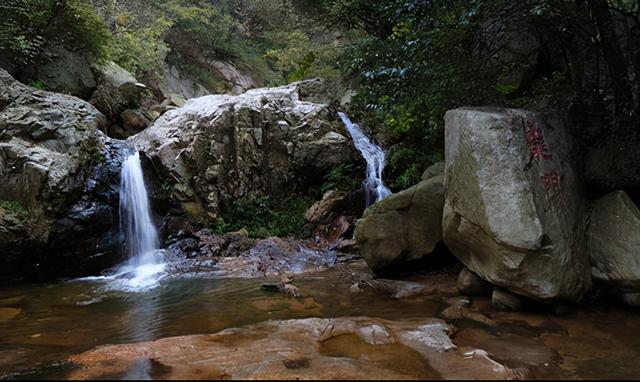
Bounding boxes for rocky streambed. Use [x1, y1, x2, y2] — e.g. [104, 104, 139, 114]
[1, 260, 640, 380]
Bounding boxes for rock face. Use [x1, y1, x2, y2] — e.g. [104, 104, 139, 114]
[37, 45, 97, 99]
[354, 171, 444, 273]
[132, 79, 355, 220]
[0, 69, 125, 281]
[588, 191, 640, 295]
[89, 61, 146, 121]
[209, 60, 256, 95]
[157, 64, 211, 100]
[442, 107, 591, 302]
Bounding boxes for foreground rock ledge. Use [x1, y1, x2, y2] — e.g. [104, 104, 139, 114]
[67, 317, 526, 380]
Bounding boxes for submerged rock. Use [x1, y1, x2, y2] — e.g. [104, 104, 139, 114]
[355, 173, 444, 273]
[442, 107, 591, 302]
[132, 79, 356, 221]
[67, 317, 524, 380]
[588, 190, 640, 297]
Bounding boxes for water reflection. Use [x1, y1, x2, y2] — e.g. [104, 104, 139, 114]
[2, 268, 640, 380]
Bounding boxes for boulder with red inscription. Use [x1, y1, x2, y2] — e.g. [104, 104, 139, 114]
[442, 107, 590, 302]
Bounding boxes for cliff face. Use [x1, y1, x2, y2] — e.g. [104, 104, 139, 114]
[0, 69, 128, 282]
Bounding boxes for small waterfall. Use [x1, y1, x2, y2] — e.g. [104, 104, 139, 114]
[338, 112, 392, 206]
[111, 151, 166, 291]
[120, 152, 160, 263]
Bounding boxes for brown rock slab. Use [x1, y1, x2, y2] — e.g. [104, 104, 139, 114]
[67, 317, 524, 380]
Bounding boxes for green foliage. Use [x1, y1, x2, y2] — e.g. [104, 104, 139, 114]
[302, 0, 640, 176]
[0, 0, 110, 66]
[264, 29, 343, 83]
[388, 146, 442, 189]
[106, 14, 172, 77]
[321, 163, 363, 194]
[178, 62, 226, 93]
[0, 200, 27, 217]
[27, 80, 47, 89]
[212, 193, 313, 239]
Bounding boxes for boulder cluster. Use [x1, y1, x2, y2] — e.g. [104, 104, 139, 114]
[356, 107, 640, 306]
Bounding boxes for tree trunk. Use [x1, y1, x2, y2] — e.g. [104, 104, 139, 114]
[587, 0, 633, 119]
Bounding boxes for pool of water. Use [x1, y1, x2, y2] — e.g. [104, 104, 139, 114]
[1, 263, 640, 379]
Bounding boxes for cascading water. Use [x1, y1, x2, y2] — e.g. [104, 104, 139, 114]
[107, 151, 167, 291]
[338, 112, 392, 206]
[120, 151, 160, 264]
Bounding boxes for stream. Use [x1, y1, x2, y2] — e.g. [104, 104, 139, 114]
[1, 263, 640, 379]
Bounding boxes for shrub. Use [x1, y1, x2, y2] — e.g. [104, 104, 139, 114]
[0, 0, 110, 66]
[212, 193, 313, 239]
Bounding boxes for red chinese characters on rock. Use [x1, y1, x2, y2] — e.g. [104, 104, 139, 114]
[542, 171, 560, 190]
[526, 119, 553, 161]
[525, 118, 560, 190]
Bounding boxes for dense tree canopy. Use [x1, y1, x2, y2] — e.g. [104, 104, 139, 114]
[2, 0, 639, 189]
[297, 0, 640, 187]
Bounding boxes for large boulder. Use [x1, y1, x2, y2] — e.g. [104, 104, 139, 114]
[354, 171, 444, 273]
[442, 107, 591, 302]
[587, 191, 640, 296]
[132, 79, 356, 221]
[0, 69, 125, 282]
[89, 61, 146, 121]
[37, 45, 97, 99]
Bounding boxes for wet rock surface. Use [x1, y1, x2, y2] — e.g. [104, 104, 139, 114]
[166, 230, 339, 278]
[457, 267, 493, 296]
[0, 69, 126, 282]
[66, 316, 522, 380]
[305, 189, 365, 247]
[2, 262, 640, 380]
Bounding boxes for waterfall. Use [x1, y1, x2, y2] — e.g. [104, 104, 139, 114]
[338, 112, 392, 206]
[112, 151, 166, 290]
[120, 152, 160, 263]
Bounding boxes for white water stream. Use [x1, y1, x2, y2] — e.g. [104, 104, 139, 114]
[82, 151, 167, 292]
[115, 151, 167, 290]
[338, 112, 392, 205]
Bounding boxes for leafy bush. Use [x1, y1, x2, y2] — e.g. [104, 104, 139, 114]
[106, 14, 172, 78]
[27, 80, 47, 89]
[320, 163, 363, 194]
[0, 0, 110, 66]
[212, 193, 313, 239]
